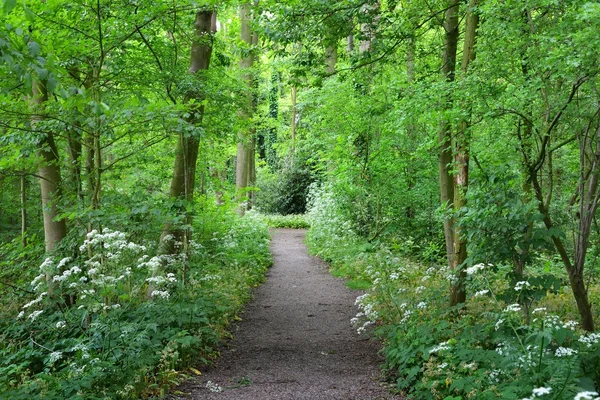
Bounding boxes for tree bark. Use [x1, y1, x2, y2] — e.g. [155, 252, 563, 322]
[20, 173, 27, 247]
[438, 0, 460, 270]
[236, 3, 257, 215]
[159, 9, 215, 254]
[450, 0, 479, 306]
[325, 43, 337, 74]
[31, 80, 68, 255]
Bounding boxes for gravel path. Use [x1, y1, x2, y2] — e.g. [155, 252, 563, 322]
[172, 228, 401, 400]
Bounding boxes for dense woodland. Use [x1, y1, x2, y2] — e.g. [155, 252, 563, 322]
[1, 0, 600, 399]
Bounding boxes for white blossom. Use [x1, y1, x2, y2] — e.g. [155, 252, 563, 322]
[28, 310, 44, 321]
[48, 351, 63, 364]
[532, 387, 552, 396]
[151, 290, 170, 299]
[574, 392, 600, 400]
[514, 281, 531, 291]
[205, 380, 223, 393]
[555, 347, 577, 357]
[504, 304, 522, 312]
[429, 341, 451, 354]
[466, 263, 487, 275]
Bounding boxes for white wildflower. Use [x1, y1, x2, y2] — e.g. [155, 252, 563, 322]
[474, 289, 489, 297]
[429, 341, 451, 354]
[417, 301, 427, 309]
[205, 380, 223, 393]
[151, 290, 170, 299]
[579, 333, 600, 348]
[532, 387, 552, 396]
[574, 392, 600, 400]
[514, 281, 531, 291]
[555, 347, 577, 357]
[495, 319, 504, 331]
[28, 310, 44, 321]
[56, 321, 67, 329]
[504, 304, 521, 312]
[563, 320, 578, 330]
[48, 351, 63, 364]
[415, 285, 425, 293]
[532, 307, 547, 314]
[466, 263, 487, 275]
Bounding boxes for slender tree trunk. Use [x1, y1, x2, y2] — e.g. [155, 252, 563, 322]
[20, 173, 27, 247]
[236, 3, 257, 215]
[291, 86, 297, 151]
[67, 129, 84, 201]
[449, 0, 479, 306]
[438, 0, 460, 270]
[325, 43, 337, 74]
[159, 9, 215, 254]
[31, 81, 68, 254]
[405, 36, 416, 222]
[359, 2, 380, 53]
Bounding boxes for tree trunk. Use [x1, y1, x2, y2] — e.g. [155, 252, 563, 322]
[449, 0, 479, 306]
[325, 43, 337, 74]
[236, 3, 257, 215]
[438, 0, 460, 270]
[31, 81, 68, 255]
[159, 9, 215, 254]
[291, 86, 297, 150]
[20, 173, 27, 247]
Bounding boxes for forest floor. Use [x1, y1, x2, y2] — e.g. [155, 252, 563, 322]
[171, 228, 401, 400]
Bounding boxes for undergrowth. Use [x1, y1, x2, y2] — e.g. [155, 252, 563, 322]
[306, 185, 600, 400]
[253, 212, 310, 229]
[0, 210, 271, 399]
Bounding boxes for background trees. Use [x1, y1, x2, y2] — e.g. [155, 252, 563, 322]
[1, 0, 600, 398]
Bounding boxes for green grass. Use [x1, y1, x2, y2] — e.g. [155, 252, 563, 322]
[255, 213, 311, 229]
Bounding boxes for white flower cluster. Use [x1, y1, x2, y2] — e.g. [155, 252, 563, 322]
[503, 303, 522, 313]
[429, 341, 451, 354]
[579, 332, 600, 348]
[514, 281, 531, 291]
[80, 229, 146, 254]
[554, 346, 577, 357]
[151, 290, 170, 299]
[466, 263, 491, 275]
[521, 386, 552, 400]
[351, 293, 379, 334]
[205, 380, 223, 393]
[575, 392, 600, 400]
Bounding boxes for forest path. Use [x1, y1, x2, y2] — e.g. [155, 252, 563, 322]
[172, 228, 401, 400]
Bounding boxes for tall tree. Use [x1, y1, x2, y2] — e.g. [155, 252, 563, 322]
[450, 0, 479, 306]
[160, 9, 216, 254]
[438, 0, 459, 282]
[236, 2, 258, 215]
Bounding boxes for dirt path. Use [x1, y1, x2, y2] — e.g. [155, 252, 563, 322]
[173, 229, 400, 400]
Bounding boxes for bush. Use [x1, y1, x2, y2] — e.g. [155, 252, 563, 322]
[254, 156, 316, 215]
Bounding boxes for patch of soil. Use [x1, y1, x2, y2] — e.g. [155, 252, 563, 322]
[171, 229, 402, 400]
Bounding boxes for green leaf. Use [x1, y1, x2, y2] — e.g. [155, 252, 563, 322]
[24, 5, 35, 22]
[3, 0, 17, 15]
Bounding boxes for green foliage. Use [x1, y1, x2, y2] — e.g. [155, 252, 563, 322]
[254, 212, 310, 229]
[254, 156, 317, 215]
[0, 210, 271, 399]
[308, 191, 600, 399]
